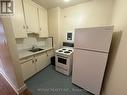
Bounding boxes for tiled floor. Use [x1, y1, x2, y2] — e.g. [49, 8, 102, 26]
[26, 65, 92, 95]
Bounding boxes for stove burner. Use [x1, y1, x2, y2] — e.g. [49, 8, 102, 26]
[59, 50, 63, 52]
[62, 49, 66, 50]
[68, 50, 72, 52]
[64, 51, 70, 53]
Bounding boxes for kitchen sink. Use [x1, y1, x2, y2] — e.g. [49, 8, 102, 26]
[29, 48, 44, 52]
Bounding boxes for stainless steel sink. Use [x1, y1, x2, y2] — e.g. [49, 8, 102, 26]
[29, 48, 44, 52]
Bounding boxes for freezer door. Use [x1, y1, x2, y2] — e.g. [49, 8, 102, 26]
[74, 26, 113, 52]
[72, 49, 108, 95]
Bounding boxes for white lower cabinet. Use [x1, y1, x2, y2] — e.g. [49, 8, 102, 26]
[21, 57, 36, 81]
[35, 53, 48, 72]
[20, 50, 53, 81]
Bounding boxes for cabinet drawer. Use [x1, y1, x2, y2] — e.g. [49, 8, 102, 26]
[20, 56, 33, 64]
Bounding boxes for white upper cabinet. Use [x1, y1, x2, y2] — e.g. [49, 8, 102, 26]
[12, 0, 48, 38]
[38, 8, 49, 37]
[11, 0, 27, 38]
[23, 0, 39, 34]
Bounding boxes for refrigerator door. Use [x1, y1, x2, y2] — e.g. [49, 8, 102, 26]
[72, 49, 108, 95]
[74, 26, 113, 52]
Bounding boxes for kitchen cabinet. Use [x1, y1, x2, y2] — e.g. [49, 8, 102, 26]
[20, 50, 53, 81]
[35, 53, 48, 72]
[38, 8, 49, 37]
[23, 0, 39, 34]
[11, 0, 48, 38]
[11, 0, 27, 38]
[21, 57, 36, 81]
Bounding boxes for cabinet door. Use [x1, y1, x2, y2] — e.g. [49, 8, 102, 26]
[38, 8, 48, 37]
[23, 0, 39, 33]
[11, 0, 27, 38]
[35, 53, 48, 72]
[21, 59, 36, 81]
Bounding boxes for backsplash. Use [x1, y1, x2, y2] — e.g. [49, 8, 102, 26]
[16, 36, 52, 51]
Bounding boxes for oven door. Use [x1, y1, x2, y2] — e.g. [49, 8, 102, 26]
[56, 55, 68, 69]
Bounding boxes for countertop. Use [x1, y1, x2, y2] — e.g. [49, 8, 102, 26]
[18, 47, 53, 60]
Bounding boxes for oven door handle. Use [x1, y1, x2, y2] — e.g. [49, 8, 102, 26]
[57, 55, 67, 59]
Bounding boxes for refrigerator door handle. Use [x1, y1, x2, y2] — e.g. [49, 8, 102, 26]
[74, 48, 108, 54]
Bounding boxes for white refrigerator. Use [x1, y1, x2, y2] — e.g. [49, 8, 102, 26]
[72, 26, 113, 95]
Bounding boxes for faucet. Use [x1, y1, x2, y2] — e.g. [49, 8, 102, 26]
[32, 45, 37, 50]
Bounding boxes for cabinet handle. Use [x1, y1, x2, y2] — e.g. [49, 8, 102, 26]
[32, 60, 34, 63]
[23, 25, 25, 29]
[40, 28, 42, 31]
[26, 25, 29, 29]
[46, 52, 48, 56]
[36, 59, 37, 62]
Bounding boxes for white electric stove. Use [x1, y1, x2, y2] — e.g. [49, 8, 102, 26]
[55, 43, 74, 76]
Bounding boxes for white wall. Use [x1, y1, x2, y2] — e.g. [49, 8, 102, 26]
[61, 0, 114, 42]
[48, 0, 114, 48]
[102, 0, 127, 95]
[48, 7, 61, 49]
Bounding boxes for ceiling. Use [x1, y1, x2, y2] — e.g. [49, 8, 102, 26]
[32, 0, 90, 9]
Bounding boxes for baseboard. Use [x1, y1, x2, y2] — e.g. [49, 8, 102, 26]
[18, 84, 27, 94]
